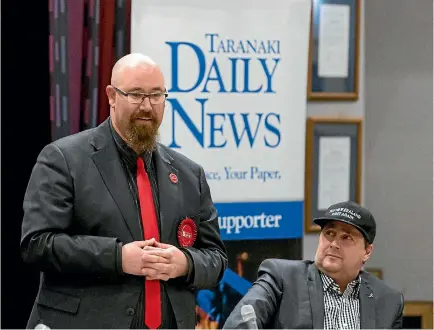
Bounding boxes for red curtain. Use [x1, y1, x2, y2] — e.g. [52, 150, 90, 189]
[49, 0, 131, 141]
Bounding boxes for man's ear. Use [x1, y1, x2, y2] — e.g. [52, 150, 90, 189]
[106, 85, 116, 108]
[363, 244, 374, 263]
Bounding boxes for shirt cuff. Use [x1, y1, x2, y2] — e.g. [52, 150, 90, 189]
[116, 242, 124, 275]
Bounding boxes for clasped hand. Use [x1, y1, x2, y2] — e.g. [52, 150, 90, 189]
[121, 238, 189, 281]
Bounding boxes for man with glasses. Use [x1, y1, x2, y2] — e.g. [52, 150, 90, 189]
[21, 53, 227, 329]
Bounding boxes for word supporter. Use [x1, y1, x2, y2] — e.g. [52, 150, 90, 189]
[219, 213, 282, 234]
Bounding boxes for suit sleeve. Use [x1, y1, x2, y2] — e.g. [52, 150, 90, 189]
[20, 143, 122, 278]
[392, 293, 404, 329]
[223, 259, 283, 329]
[182, 165, 228, 289]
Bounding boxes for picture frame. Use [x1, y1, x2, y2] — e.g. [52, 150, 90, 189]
[307, 0, 360, 100]
[403, 301, 433, 329]
[304, 117, 362, 233]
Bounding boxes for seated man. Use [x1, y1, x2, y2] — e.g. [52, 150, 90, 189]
[223, 201, 404, 329]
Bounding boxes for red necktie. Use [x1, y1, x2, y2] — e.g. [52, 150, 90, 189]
[136, 157, 161, 329]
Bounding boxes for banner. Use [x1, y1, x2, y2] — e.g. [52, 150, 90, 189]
[131, 0, 311, 242]
[131, 0, 311, 327]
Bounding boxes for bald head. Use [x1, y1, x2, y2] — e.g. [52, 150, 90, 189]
[106, 53, 166, 154]
[110, 53, 160, 86]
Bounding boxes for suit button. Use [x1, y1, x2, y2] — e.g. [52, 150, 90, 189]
[126, 307, 135, 316]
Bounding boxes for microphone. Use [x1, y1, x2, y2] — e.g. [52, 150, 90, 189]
[35, 324, 51, 330]
[241, 304, 258, 329]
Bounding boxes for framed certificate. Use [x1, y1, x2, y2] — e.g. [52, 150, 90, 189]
[403, 302, 433, 329]
[307, 0, 360, 100]
[304, 117, 362, 233]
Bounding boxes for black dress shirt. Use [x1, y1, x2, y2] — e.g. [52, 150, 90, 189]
[109, 121, 178, 329]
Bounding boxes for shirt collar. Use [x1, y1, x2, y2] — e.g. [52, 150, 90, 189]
[319, 270, 361, 298]
[109, 118, 153, 170]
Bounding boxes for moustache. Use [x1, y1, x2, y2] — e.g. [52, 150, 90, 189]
[132, 112, 154, 121]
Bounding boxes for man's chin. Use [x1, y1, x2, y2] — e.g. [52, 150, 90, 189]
[321, 259, 343, 272]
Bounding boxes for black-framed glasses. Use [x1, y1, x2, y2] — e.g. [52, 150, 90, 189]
[112, 86, 168, 105]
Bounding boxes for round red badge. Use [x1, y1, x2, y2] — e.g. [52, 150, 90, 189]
[177, 218, 197, 247]
[169, 173, 178, 184]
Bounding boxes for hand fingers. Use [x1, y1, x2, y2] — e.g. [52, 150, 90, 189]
[147, 269, 170, 281]
[154, 241, 172, 249]
[135, 238, 156, 248]
[142, 262, 171, 273]
[142, 247, 174, 259]
[142, 267, 170, 281]
[145, 274, 170, 281]
[142, 252, 170, 264]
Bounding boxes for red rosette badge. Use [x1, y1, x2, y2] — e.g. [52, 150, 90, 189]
[177, 217, 197, 247]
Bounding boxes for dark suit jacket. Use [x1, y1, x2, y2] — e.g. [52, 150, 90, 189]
[223, 259, 404, 329]
[20, 118, 228, 329]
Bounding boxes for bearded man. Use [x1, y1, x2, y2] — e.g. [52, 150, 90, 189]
[21, 53, 227, 329]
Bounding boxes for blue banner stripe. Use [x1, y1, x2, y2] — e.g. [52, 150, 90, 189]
[196, 269, 252, 317]
[220, 268, 252, 295]
[215, 200, 303, 240]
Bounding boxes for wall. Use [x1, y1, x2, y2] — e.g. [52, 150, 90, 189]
[363, 0, 433, 301]
[303, 0, 365, 259]
[303, 0, 433, 301]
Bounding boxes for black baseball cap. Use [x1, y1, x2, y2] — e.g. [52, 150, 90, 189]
[313, 201, 376, 244]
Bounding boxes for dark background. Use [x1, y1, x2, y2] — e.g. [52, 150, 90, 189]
[225, 238, 302, 282]
[2, 1, 51, 328]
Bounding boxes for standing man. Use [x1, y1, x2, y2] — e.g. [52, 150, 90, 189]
[21, 53, 227, 329]
[223, 201, 404, 329]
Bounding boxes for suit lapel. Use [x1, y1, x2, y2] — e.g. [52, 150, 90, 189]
[307, 264, 325, 329]
[154, 145, 180, 243]
[359, 275, 375, 329]
[90, 120, 142, 241]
